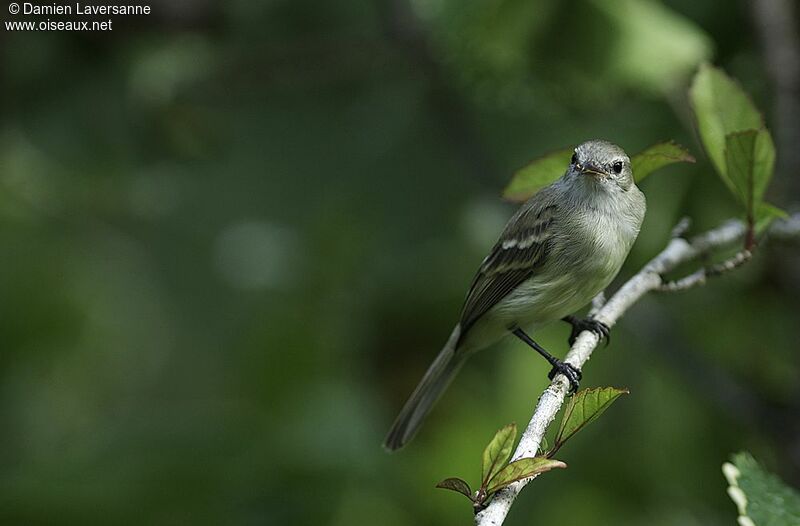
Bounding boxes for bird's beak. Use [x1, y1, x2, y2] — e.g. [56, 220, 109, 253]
[577, 162, 607, 178]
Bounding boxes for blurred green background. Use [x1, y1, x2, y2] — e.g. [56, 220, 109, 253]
[1, 0, 799, 524]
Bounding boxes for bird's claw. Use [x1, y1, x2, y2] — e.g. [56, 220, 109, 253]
[548, 360, 582, 394]
[566, 316, 611, 347]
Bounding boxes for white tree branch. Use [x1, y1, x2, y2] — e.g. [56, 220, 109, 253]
[475, 213, 800, 526]
[657, 249, 752, 292]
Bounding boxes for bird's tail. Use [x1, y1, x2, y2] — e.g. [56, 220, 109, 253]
[384, 325, 466, 451]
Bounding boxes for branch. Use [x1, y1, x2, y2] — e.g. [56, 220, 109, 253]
[474, 213, 800, 526]
[657, 249, 752, 292]
[770, 212, 800, 241]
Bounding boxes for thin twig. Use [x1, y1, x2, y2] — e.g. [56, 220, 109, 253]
[770, 212, 800, 241]
[671, 216, 692, 239]
[657, 250, 752, 292]
[474, 213, 800, 526]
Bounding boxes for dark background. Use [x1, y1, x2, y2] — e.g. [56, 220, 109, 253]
[1, 0, 799, 524]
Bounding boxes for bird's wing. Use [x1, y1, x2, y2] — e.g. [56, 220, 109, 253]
[459, 202, 558, 335]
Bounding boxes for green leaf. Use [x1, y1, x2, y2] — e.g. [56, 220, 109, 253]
[755, 202, 789, 234]
[724, 129, 776, 220]
[503, 148, 572, 203]
[723, 452, 800, 526]
[481, 423, 517, 487]
[485, 457, 566, 495]
[435, 477, 473, 501]
[631, 141, 695, 182]
[552, 387, 629, 452]
[689, 64, 765, 189]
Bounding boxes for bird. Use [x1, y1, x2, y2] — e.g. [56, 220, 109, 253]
[384, 139, 647, 451]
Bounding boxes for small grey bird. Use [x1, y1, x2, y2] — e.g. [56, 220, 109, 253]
[384, 140, 646, 450]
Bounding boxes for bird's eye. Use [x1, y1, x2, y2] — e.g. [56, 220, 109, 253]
[612, 161, 623, 174]
[571, 152, 578, 164]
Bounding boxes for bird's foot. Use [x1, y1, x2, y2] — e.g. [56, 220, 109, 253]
[547, 360, 582, 394]
[563, 315, 610, 347]
[511, 327, 583, 394]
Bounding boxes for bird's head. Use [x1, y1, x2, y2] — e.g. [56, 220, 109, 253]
[566, 140, 635, 192]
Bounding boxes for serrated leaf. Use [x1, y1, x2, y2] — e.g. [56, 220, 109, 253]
[435, 477, 473, 500]
[689, 64, 765, 190]
[481, 423, 517, 487]
[724, 129, 775, 220]
[631, 141, 695, 182]
[755, 202, 789, 234]
[503, 148, 572, 203]
[552, 387, 628, 452]
[724, 452, 800, 526]
[485, 457, 566, 495]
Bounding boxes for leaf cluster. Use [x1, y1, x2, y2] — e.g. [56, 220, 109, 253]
[688, 65, 785, 243]
[437, 387, 627, 512]
[436, 422, 565, 513]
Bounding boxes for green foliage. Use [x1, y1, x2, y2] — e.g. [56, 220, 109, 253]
[689, 64, 764, 183]
[436, 423, 565, 512]
[419, 0, 709, 110]
[481, 422, 516, 487]
[689, 65, 784, 231]
[723, 452, 800, 526]
[438, 388, 627, 512]
[586, 0, 711, 95]
[724, 130, 775, 221]
[485, 457, 566, 495]
[755, 203, 790, 233]
[631, 142, 695, 183]
[503, 143, 694, 202]
[503, 148, 572, 202]
[435, 477, 473, 499]
[548, 387, 629, 456]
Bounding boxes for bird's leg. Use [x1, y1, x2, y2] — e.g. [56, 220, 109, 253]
[511, 327, 581, 393]
[561, 315, 610, 347]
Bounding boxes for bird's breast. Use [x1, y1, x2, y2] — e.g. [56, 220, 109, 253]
[495, 206, 636, 327]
